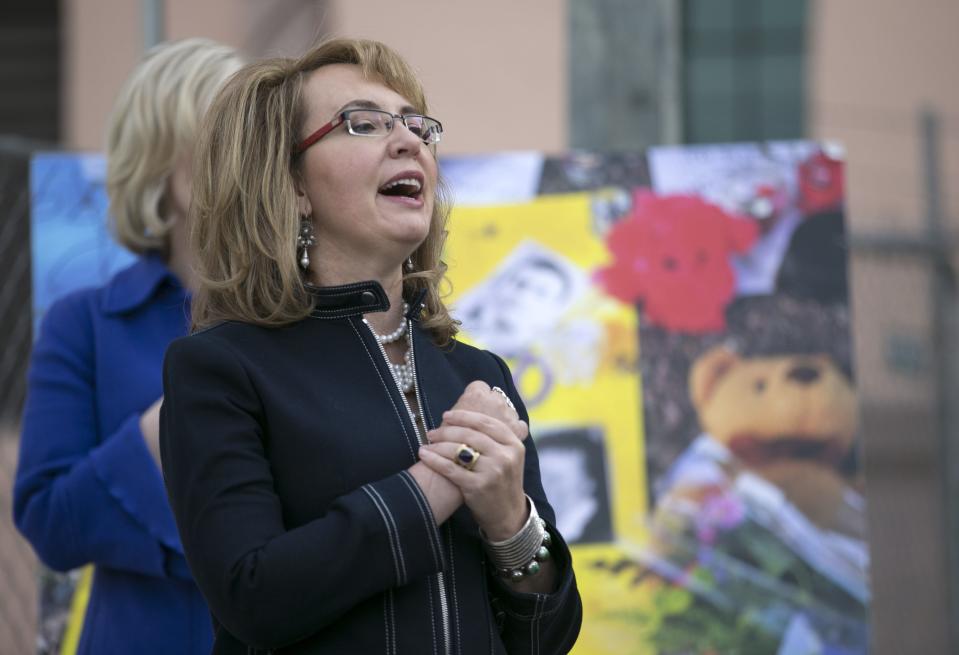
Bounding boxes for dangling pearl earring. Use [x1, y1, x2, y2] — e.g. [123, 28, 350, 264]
[405, 256, 414, 272]
[297, 217, 316, 271]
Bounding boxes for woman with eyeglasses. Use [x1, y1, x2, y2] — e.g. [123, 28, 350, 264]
[159, 38, 582, 654]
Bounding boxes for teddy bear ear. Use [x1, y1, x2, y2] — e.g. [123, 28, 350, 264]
[689, 346, 739, 410]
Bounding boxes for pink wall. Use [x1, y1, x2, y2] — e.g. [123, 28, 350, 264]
[327, 0, 567, 155]
[62, 0, 140, 150]
[809, 2, 959, 653]
[62, 0, 567, 156]
[809, 0, 959, 230]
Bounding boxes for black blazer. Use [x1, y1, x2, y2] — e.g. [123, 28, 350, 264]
[160, 281, 582, 654]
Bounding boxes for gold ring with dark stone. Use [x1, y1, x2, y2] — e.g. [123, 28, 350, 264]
[455, 444, 481, 470]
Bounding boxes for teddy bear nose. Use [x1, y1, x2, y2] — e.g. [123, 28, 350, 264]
[787, 364, 820, 384]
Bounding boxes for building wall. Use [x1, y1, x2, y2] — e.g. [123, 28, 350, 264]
[328, 1, 567, 155]
[62, 0, 567, 156]
[62, 0, 326, 150]
[808, 0, 959, 450]
[809, 0, 959, 410]
[809, 0, 959, 228]
[808, 1, 959, 653]
[62, 0, 140, 150]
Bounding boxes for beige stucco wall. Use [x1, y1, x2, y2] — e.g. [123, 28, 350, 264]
[326, 1, 567, 155]
[62, 0, 567, 156]
[62, 0, 326, 150]
[62, 0, 141, 150]
[810, 0, 959, 231]
[808, 2, 959, 653]
[809, 0, 959, 410]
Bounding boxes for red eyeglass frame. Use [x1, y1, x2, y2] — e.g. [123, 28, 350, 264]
[293, 110, 442, 157]
[293, 114, 347, 156]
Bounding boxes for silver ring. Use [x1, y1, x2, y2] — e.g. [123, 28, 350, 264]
[491, 386, 516, 411]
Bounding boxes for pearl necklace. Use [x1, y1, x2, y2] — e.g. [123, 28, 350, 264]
[367, 303, 409, 344]
[363, 303, 415, 393]
[390, 340, 415, 393]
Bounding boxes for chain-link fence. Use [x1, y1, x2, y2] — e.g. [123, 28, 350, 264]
[1, 138, 34, 423]
[844, 111, 959, 654]
[1, 138, 40, 654]
[846, 251, 952, 655]
[1, 429, 37, 655]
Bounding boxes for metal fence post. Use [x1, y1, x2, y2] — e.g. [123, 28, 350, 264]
[923, 109, 959, 653]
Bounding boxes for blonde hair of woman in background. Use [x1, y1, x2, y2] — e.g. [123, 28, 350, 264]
[14, 38, 242, 655]
[108, 37, 242, 255]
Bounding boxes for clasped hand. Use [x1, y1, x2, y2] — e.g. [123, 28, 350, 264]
[418, 381, 530, 541]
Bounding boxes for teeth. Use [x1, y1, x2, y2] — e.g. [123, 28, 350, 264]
[381, 178, 422, 192]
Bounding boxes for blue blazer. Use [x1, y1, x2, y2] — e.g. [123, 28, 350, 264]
[14, 255, 212, 655]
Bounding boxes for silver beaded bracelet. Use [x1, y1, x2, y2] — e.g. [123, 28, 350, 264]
[481, 495, 553, 582]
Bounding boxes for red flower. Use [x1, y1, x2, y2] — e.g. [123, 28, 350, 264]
[595, 191, 758, 333]
[798, 150, 844, 214]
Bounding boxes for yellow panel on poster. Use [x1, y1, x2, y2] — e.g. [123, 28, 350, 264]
[447, 194, 611, 292]
[447, 193, 654, 654]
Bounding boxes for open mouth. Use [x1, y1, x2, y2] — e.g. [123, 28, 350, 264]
[378, 176, 424, 201]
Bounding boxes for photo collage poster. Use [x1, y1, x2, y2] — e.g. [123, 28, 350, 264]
[31, 143, 866, 654]
[30, 153, 135, 331]
[443, 143, 867, 655]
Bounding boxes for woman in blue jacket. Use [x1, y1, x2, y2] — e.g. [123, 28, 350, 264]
[14, 39, 242, 655]
[160, 38, 582, 654]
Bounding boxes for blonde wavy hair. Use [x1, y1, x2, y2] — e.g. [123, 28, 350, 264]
[106, 38, 243, 254]
[190, 38, 458, 345]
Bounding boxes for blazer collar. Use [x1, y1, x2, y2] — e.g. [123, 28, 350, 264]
[102, 253, 182, 315]
[307, 280, 391, 319]
[307, 281, 428, 320]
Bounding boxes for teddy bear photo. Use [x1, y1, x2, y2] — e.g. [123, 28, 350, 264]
[688, 345, 864, 536]
[586, 145, 868, 652]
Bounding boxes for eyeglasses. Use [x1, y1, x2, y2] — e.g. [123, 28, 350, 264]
[294, 109, 443, 156]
